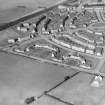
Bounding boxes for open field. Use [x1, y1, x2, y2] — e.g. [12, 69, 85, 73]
[0, 51, 77, 105]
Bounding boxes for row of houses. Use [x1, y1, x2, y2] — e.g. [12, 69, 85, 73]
[50, 35, 104, 57]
